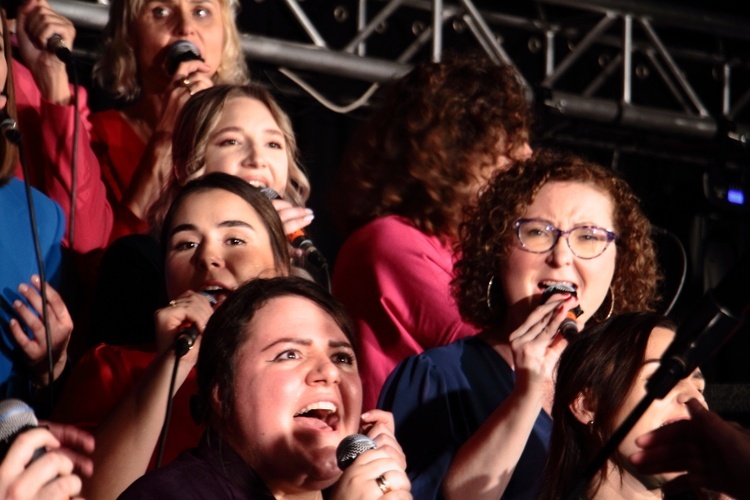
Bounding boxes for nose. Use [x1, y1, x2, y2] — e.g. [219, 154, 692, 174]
[546, 233, 575, 267]
[675, 377, 706, 406]
[306, 355, 340, 386]
[174, 7, 197, 37]
[515, 142, 533, 161]
[194, 241, 224, 270]
[241, 142, 264, 169]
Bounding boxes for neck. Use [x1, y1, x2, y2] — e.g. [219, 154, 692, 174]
[272, 489, 324, 500]
[591, 464, 662, 500]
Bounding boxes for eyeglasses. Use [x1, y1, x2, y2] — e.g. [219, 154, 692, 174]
[514, 218, 617, 259]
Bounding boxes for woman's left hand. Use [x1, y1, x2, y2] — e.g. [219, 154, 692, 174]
[330, 410, 412, 499]
[9, 275, 72, 386]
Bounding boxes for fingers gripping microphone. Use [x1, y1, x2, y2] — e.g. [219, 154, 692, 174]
[46, 34, 72, 65]
[336, 434, 377, 470]
[173, 291, 217, 357]
[541, 283, 584, 339]
[165, 40, 203, 75]
[0, 399, 45, 463]
[260, 188, 328, 269]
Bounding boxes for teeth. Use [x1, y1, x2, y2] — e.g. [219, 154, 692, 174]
[247, 180, 268, 189]
[540, 281, 577, 290]
[295, 401, 336, 416]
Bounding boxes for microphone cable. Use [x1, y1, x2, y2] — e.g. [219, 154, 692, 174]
[155, 346, 183, 468]
[652, 225, 687, 316]
[3, 120, 55, 411]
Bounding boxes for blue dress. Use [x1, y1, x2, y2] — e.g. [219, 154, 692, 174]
[378, 336, 552, 500]
[0, 178, 64, 400]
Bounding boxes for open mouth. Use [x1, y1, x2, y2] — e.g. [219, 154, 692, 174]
[294, 402, 340, 430]
[246, 179, 268, 189]
[200, 286, 231, 307]
[539, 281, 578, 303]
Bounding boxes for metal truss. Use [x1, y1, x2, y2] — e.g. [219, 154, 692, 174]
[53, 0, 750, 145]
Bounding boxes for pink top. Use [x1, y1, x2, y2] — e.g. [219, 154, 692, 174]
[13, 59, 112, 253]
[332, 215, 479, 411]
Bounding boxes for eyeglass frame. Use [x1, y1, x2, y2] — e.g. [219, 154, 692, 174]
[513, 218, 617, 259]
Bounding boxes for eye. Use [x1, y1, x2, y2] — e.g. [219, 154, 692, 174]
[194, 6, 211, 18]
[273, 349, 301, 361]
[151, 5, 170, 18]
[225, 237, 245, 246]
[267, 141, 284, 150]
[332, 351, 355, 366]
[218, 138, 239, 147]
[171, 240, 197, 251]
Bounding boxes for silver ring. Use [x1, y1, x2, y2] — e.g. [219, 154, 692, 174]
[169, 300, 178, 308]
[375, 474, 391, 494]
[182, 77, 191, 87]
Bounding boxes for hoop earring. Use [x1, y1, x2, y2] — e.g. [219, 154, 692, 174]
[604, 286, 615, 320]
[486, 276, 496, 311]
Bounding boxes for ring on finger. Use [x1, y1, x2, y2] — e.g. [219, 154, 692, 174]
[169, 300, 178, 308]
[375, 474, 391, 494]
[182, 77, 191, 87]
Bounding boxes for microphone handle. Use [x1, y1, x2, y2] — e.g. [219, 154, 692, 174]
[46, 34, 72, 64]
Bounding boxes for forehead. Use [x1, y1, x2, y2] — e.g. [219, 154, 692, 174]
[216, 97, 278, 126]
[171, 189, 260, 224]
[644, 326, 676, 360]
[526, 181, 613, 221]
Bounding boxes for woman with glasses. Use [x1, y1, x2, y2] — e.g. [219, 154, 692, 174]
[378, 149, 661, 499]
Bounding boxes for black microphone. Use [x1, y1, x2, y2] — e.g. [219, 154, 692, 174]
[260, 188, 328, 269]
[647, 250, 750, 399]
[46, 34, 72, 65]
[336, 433, 377, 470]
[165, 40, 203, 75]
[1, 117, 21, 145]
[541, 283, 583, 339]
[173, 291, 218, 357]
[0, 399, 45, 463]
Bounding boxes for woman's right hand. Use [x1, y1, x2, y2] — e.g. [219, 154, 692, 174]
[153, 290, 215, 363]
[0, 428, 83, 500]
[508, 294, 577, 388]
[156, 59, 215, 137]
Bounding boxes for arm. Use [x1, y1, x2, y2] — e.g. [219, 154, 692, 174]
[631, 398, 750, 499]
[16, 0, 113, 252]
[441, 297, 573, 500]
[80, 291, 214, 500]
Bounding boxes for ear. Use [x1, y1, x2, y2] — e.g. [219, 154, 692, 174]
[569, 390, 596, 425]
[210, 385, 223, 419]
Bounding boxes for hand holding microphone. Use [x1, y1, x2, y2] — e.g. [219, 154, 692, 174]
[16, 0, 75, 65]
[541, 283, 583, 339]
[154, 291, 217, 359]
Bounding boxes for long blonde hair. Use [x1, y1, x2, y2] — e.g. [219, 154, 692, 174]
[93, 0, 249, 101]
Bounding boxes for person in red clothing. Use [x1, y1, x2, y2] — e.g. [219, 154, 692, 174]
[331, 52, 533, 410]
[8, 0, 111, 253]
[53, 173, 291, 500]
[90, 0, 249, 241]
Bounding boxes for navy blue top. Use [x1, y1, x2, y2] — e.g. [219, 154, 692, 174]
[378, 336, 552, 500]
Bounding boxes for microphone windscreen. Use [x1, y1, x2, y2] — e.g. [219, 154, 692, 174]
[260, 187, 281, 200]
[165, 40, 202, 75]
[336, 433, 377, 470]
[0, 399, 40, 462]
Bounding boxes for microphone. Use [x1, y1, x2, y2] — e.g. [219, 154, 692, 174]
[0, 399, 45, 463]
[46, 34, 72, 65]
[336, 434, 377, 470]
[173, 291, 218, 357]
[541, 283, 584, 339]
[647, 250, 750, 399]
[165, 40, 203, 75]
[1, 117, 21, 145]
[260, 188, 328, 269]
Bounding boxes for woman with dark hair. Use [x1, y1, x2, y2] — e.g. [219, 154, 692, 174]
[539, 312, 713, 499]
[54, 173, 290, 499]
[120, 276, 412, 499]
[379, 149, 661, 499]
[332, 52, 533, 410]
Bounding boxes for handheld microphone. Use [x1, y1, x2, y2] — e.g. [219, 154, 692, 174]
[336, 434, 377, 470]
[46, 34, 72, 65]
[165, 40, 203, 75]
[541, 283, 584, 339]
[647, 250, 750, 399]
[1, 116, 21, 145]
[0, 399, 45, 464]
[173, 291, 218, 357]
[260, 188, 328, 269]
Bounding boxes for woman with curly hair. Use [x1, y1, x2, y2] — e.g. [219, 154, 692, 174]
[378, 149, 661, 499]
[332, 52, 533, 410]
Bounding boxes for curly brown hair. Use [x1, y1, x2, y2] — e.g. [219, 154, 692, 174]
[335, 51, 532, 240]
[453, 148, 661, 330]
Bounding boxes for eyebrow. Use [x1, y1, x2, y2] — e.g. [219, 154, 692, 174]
[261, 337, 354, 352]
[169, 220, 255, 238]
[212, 126, 285, 139]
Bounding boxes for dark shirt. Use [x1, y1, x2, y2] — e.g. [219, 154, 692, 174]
[119, 433, 275, 499]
